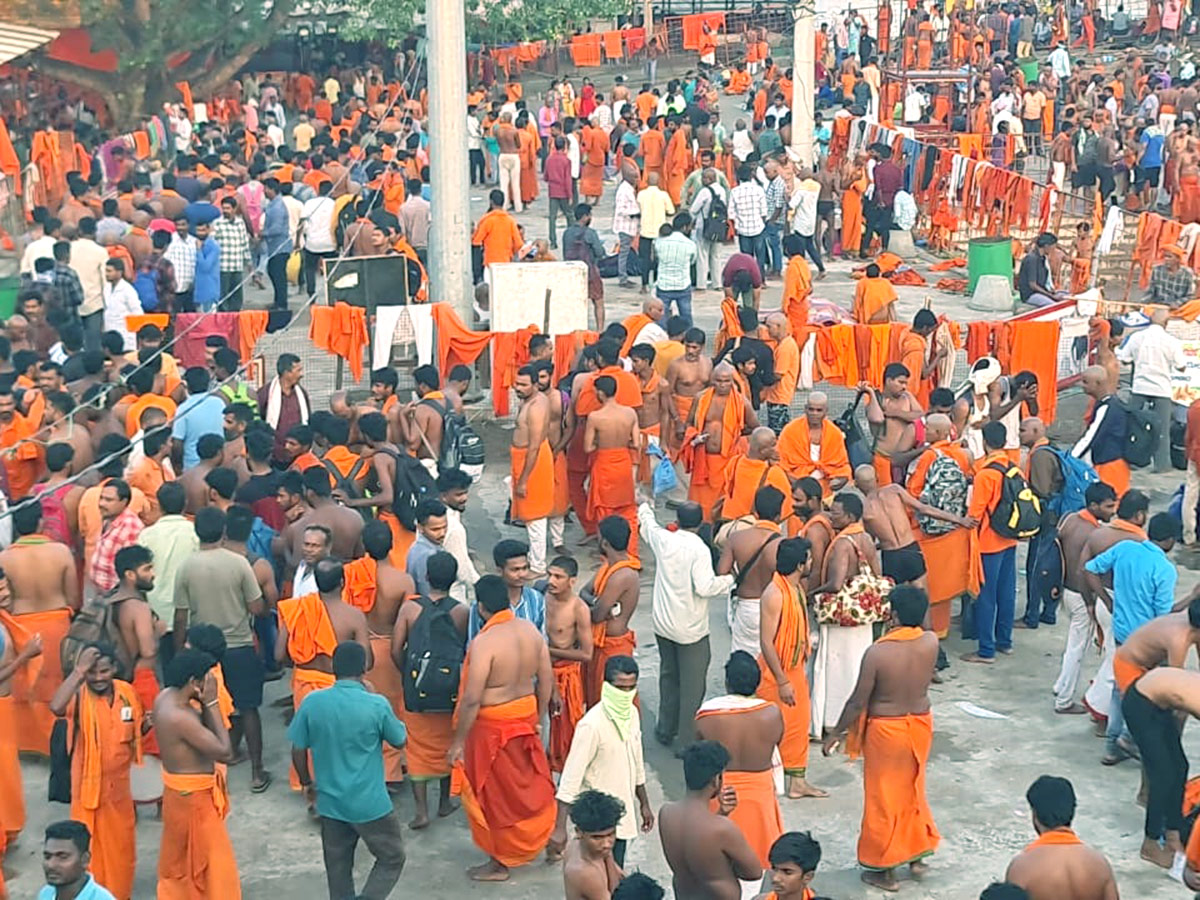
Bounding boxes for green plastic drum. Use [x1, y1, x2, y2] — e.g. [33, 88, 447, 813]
[967, 236, 1013, 294]
[1018, 59, 1039, 83]
[0, 276, 18, 320]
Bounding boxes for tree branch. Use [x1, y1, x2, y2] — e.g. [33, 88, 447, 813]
[30, 57, 120, 96]
[189, 0, 297, 95]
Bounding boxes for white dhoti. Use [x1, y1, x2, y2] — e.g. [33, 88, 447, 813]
[1052, 589, 1094, 711]
[809, 623, 874, 737]
[1051, 160, 1066, 191]
[1083, 600, 1115, 721]
[730, 595, 761, 657]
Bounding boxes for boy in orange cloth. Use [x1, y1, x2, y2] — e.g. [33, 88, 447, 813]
[759, 539, 827, 800]
[727, 65, 753, 94]
[1070, 222, 1095, 293]
[776, 392, 851, 497]
[449, 576, 557, 882]
[823, 586, 940, 892]
[584, 375, 641, 562]
[840, 165, 867, 256]
[544, 557, 592, 772]
[637, 118, 666, 185]
[781, 240, 813, 346]
[694, 651, 787, 866]
[853, 263, 898, 323]
[720, 426, 795, 521]
[584, 517, 642, 708]
[471, 189, 522, 267]
[155, 648, 241, 900]
[50, 644, 144, 900]
[683, 365, 756, 520]
[900, 309, 941, 407]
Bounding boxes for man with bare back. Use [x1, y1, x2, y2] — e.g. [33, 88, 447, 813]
[823, 585, 940, 892]
[629, 344, 670, 485]
[659, 740, 763, 900]
[277, 467, 364, 582]
[391, 551, 467, 829]
[666, 327, 714, 449]
[854, 463, 974, 592]
[1005, 775, 1120, 900]
[512, 365, 555, 574]
[580, 516, 641, 708]
[718, 486, 785, 658]
[394, 364, 446, 474]
[863, 364, 923, 485]
[1113, 594, 1200, 707]
[545, 555, 593, 773]
[177, 433, 224, 515]
[535, 360, 569, 554]
[695, 651, 786, 868]
[448, 574, 556, 882]
[586, 376, 642, 560]
[109, 545, 163, 752]
[1052, 482, 1118, 715]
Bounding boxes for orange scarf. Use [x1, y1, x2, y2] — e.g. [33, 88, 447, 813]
[78, 682, 143, 810]
[1025, 828, 1082, 850]
[771, 573, 809, 671]
[846, 626, 925, 758]
[691, 388, 747, 457]
[481, 606, 515, 633]
[1076, 510, 1100, 527]
[1110, 519, 1147, 540]
[593, 559, 641, 648]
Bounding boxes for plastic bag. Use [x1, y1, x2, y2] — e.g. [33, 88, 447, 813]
[649, 444, 677, 495]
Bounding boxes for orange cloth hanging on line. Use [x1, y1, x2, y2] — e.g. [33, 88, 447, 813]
[815, 324, 860, 386]
[237, 310, 269, 362]
[0, 117, 20, 194]
[570, 34, 604, 67]
[682, 12, 727, 48]
[1007, 320, 1061, 425]
[430, 302, 494, 378]
[174, 81, 195, 120]
[492, 326, 539, 417]
[603, 31, 624, 59]
[552, 330, 598, 386]
[308, 302, 368, 381]
[124, 313, 170, 334]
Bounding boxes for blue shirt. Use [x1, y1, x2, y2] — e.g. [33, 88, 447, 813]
[1141, 132, 1165, 168]
[193, 238, 221, 308]
[39, 875, 117, 900]
[1084, 540, 1177, 643]
[287, 679, 407, 823]
[468, 585, 545, 639]
[406, 533, 441, 596]
[172, 393, 228, 468]
[262, 195, 294, 257]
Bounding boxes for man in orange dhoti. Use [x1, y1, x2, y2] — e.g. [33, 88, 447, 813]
[450, 581, 557, 881]
[853, 264, 898, 323]
[0, 597, 41, 845]
[585, 375, 641, 561]
[759, 539, 826, 800]
[517, 112, 540, 207]
[544, 558, 591, 773]
[584, 518, 642, 708]
[917, 19, 934, 67]
[841, 166, 867, 256]
[823, 588, 940, 892]
[156, 649, 242, 899]
[664, 124, 691, 206]
[900, 309, 941, 408]
[50, 644, 143, 900]
[727, 65, 753, 94]
[781, 245, 812, 347]
[684, 365, 756, 520]
[580, 121, 607, 204]
[695, 653, 787, 866]
[637, 120, 666, 186]
[719, 426, 796, 522]
[8, 602, 71, 754]
[1073, 366, 1131, 497]
[777, 392, 851, 498]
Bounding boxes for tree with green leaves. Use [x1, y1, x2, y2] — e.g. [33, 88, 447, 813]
[29, 0, 297, 130]
[344, 0, 632, 45]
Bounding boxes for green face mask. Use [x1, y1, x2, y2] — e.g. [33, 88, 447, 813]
[600, 680, 637, 741]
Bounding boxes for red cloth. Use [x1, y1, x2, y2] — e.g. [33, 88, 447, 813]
[682, 13, 726, 48]
[430, 303, 494, 379]
[172, 312, 240, 368]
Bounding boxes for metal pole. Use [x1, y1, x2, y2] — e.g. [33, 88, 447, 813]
[427, 0, 473, 320]
[790, 4, 815, 167]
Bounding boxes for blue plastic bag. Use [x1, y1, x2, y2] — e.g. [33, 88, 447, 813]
[649, 444, 677, 495]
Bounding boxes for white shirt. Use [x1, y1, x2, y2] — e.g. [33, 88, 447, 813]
[894, 190, 919, 231]
[632, 321, 669, 347]
[788, 177, 821, 236]
[444, 507, 480, 604]
[20, 235, 55, 275]
[904, 90, 928, 123]
[324, 77, 341, 103]
[1117, 323, 1186, 398]
[282, 195, 304, 243]
[731, 129, 755, 162]
[267, 123, 285, 149]
[1049, 45, 1071, 78]
[299, 196, 337, 252]
[637, 503, 734, 644]
[689, 182, 727, 226]
[567, 133, 581, 178]
[766, 103, 789, 124]
[292, 561, 317, 597]
[103, 279, 142, 350]
[556, 704, 646, 840]
[173, 116, 193, 153]
[466, 116, 483, 151]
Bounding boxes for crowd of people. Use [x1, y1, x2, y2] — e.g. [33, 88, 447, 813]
[5, 3, 1200, 899]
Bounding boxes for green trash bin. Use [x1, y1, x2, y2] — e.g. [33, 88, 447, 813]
[0, 276, 18, 320]
[967, 236, 1013, 295]
[1018, 59, 1039, 83]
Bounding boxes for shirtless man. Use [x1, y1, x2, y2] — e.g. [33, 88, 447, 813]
[177, 433, 224, 515]
[447, 574, 555, 882]
[863, 364, 923, 485]
[110, 544, 158, 677]
[277, 467, 365, 583]
[563, 790, 626, 900]
[659, 740, 763, 900]
[276, 558, 373, 672]
[853, 463, 973, 592]
[693, 651, 786, 866]
[629, 344, 671, 481]
[339, 413, 402, 532]
[1, 500, 80, 614]
[581, 516, 641, 707]
[34, 443, 86, 540]
[584, 377, 640, 557]
[1005, 775, 1120, 900]
[42, 392, 95, 474]
[1052, 482, 1118, 715]
[1092, 319, 1123, 395]
[1114, 595, 1200, 693]
[395, 364, 446, 472]
[1050, 122, 1075, 191]
[545, 555, 593, 776]
[390, 551, 467, 829]
[154, 649, 240, 897]
[792, 478, 833, 594]
[814, 165, 838, 252]
[512, 365, 554, 569]
[666, 328, 714, 446]
[717, 487, 784, 658]
[813, 492, 882, 595]
[823, 585, 940, 892]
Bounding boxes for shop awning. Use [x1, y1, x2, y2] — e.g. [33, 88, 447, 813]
[0, 22, 60, 67]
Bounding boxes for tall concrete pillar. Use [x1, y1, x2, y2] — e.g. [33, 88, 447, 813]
[790, 7, 815, 168]
[427, 0, 473, 319]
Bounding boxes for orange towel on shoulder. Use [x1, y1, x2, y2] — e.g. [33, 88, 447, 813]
[1008, 319, 1061, 425]
[549, 660, 585, 773]
[158, 769, 241, 900]
[777, 418, 851, 495]
[342, 556, 378, 611]
[756, 573, 810, 774]
[853, 277, 897, 323]
[279, 593, 338, 664]
[721, 455, 794, 521]
[511, 439, 554, 521]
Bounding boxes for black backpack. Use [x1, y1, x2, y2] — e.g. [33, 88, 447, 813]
[421, 398, 485, 471]
[1123, 404, 1160, 468]
[322, 455, 366, 499]
[380, 448, 439, 531]
[701, 186, 729, 243]
[61, 592, 130, 679]
[402, 596, 466, 713]
[986, 461, 1044, 539]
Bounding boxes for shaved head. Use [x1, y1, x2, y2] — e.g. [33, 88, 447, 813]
[765, 312, 790, 341]
[1080, 365, 1109, 398]
[712, 362, 735, 394]
[925, 412, 952, 442]
[805, 391, 828, 426]
[1150, 305, 1170, 325]
[748, 426, 778, 460]
[854, 463, 877, 490]
[644, 296, 665, 319]
[1019, 415, 1046, 447]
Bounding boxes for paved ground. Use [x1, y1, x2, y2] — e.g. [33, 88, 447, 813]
[7, 50, 1200, 900]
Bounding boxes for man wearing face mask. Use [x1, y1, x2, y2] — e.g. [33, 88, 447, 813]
[547, 655, 654, 868]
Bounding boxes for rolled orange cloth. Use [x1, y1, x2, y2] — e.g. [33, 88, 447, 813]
[548, 660, 585, 773]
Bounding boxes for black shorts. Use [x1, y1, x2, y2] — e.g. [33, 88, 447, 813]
[881, 543, 928, 585]
[817, 200, 835, 215]
[1137, 166, 1162, 187]
[222, 645, 265, 710]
